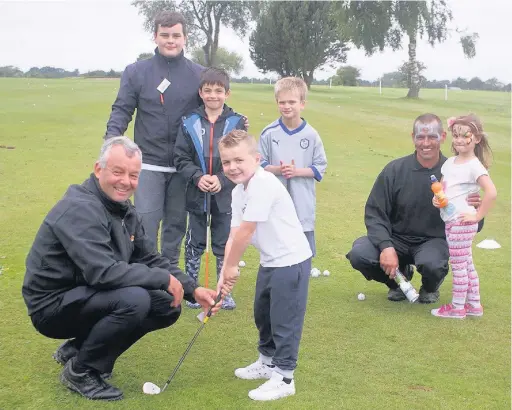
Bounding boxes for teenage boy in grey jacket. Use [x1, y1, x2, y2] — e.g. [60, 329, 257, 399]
[104, 11, 203, 267]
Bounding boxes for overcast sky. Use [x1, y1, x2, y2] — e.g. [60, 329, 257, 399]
[1, 0, 511, 83]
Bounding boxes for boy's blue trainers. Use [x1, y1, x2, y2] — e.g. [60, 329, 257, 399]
[186, 301, 201, 309]
[222, 294, 236, 310]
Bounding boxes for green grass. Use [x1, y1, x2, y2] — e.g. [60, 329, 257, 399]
[0, 78, 510, 409]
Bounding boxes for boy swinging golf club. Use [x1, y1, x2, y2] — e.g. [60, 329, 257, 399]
[216, 130, 312, 401]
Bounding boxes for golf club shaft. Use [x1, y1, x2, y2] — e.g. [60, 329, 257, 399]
[205, 192, 211, 288]
[160, 292, 222, 393]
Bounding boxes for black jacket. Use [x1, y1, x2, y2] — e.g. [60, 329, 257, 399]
[22, 174, 197, 316]
[173, 105, 246, 214]
[105, 48, 204, 167]
[365, 152, 483, 251]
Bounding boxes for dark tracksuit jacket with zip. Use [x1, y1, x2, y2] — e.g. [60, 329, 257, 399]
[173, 104, 246, 214]
[365, 152, 483, 252]
[22, 174, 198, 316]
[104, 48, 204, 168]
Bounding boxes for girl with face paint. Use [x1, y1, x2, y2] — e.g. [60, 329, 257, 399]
[431, 114, 497, 319]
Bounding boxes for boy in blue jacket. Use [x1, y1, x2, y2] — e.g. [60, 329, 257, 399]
[174, 67, 246, 310]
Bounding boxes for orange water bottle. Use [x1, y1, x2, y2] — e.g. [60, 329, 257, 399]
[430, 175, 448, 207]
[430, 175, 457, 219]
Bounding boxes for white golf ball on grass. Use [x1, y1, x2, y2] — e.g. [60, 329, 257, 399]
[143, 382, 161, 395]
[322, 270, 330, 276]
[310, 268, 320, 277]
[238, 260, 246, 267]
[357, 293, 366, 301]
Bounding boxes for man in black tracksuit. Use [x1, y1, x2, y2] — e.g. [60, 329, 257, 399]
[174, 67, 246, 311]
[22, 137, 219, 401]
[104, 11, 204, 267]
[346, 113, 482, 303]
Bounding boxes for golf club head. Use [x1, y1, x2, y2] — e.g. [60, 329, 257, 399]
[143, 382, 161, 395]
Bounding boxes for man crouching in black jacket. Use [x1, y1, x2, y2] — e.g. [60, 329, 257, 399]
[22, 136, 221, 401]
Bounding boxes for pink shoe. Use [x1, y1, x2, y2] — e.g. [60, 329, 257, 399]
[464, 304, 484, 317]
[431, 304, 466, 319]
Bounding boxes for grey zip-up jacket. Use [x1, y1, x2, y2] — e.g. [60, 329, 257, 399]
[104, 48, 204, 167]
[22, 174, 198, 316]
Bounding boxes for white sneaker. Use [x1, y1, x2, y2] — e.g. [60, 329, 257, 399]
[248, 371, 296, 401]
[234, 360, 273, 380]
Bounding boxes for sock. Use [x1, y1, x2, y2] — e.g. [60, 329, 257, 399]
[259, 353, 274, 367]
[275, 366, 294, 379]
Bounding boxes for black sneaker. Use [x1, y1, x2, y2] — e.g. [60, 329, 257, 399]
[101, 372, 113, 381]
[387, 287, 406, 302]
[60, 357, 123, 401]
[418, 287, 440, 304]
[53, 339, 79, 366]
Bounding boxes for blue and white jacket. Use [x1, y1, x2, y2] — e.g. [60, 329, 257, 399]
[174, 105, 246, 214]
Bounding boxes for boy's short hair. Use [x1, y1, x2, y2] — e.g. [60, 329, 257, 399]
[153, 11, 187, 36]
[274, 77, 307, 101]
[200, 67, 230, 92]
[219, 130, 257, 153]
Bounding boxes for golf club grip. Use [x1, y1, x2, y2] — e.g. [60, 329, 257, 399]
[206, 292, 223, 318]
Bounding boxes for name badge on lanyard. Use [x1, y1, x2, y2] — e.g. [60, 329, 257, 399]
[157, 78, 171, 93]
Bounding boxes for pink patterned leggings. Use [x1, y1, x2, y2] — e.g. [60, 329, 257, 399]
[445, 221, 481, 308]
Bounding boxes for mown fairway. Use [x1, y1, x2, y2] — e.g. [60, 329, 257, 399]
[0, 78, 510, 409]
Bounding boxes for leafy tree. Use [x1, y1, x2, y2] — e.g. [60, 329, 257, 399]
[249, 1, 348, 89]
[335, 1, 478, 98]
[137, 52, 154, 61]
[0, 66, 24, 77]
[332, 65, 361, 86]
[190, 46, 243, 75]
[451, 77, 468, 89]
[132, 0, 255, 66]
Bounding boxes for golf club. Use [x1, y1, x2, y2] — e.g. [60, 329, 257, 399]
[142, 292, 223, 395]
[205, 129, 214, 288]
[205, 191, 211, 288]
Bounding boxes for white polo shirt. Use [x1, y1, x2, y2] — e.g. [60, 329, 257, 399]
[231, 167, 312, 267]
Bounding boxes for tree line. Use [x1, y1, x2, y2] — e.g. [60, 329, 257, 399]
[0, 66, 122, 79]
[2, 63, 509, 93]
[331, 65, 511, 92]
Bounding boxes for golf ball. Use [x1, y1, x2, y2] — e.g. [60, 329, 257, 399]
[323, 270, 330, 276]
[143, 382, 161, 395]
[310, 268, 320, 277]
[238, 260, 246, 267]
[357, 293, 366, 301]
